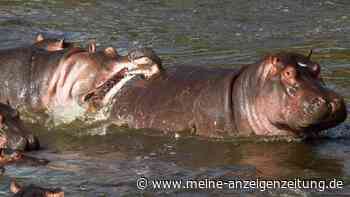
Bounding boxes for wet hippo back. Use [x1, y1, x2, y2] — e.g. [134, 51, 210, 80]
[0, 47, 74, 109]
[0, 47, 34, 105]
[111, 66, 240, 137]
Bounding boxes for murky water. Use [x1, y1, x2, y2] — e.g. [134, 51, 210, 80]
[0, 0, 349, 196]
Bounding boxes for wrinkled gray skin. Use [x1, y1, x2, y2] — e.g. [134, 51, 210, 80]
[0, 36, 76, 150]
[110, 52, 347, 138]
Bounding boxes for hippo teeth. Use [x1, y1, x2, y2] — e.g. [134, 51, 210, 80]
[298, 62, 308, 67]
[286, 86, 297, 97]
[83, 68, 128, 105]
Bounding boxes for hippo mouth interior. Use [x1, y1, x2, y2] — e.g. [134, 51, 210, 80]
[83, 68, 128, 108]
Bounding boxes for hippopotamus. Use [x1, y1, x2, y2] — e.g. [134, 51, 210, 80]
[0, 102, 39, 151]
[0, 102, 48, 174]
[10, 181, 64, 197]
[0, 36, 162, 120]
[109, 52, 347, 138]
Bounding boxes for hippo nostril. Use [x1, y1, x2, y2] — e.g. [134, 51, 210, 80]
[311, 97, 326, 107]
[304, 97, 327, 115]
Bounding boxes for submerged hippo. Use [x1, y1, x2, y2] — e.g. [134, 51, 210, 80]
[10, 181, 64, 197]
[0, 102, 48, 173]
[0, 102, 39, 151]
[110, 52, 347, 138]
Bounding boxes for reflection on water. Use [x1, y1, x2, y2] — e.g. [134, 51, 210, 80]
[0, 0, 349, 196]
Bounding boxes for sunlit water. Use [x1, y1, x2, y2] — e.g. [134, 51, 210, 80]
[0, 0, 349, 196]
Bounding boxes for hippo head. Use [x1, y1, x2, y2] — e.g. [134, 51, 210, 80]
[0, 102, 39, 151]
[10, 181, 64, 197]
[236, 52, 347, 137]
[82, 47, 162, 108]
[33, 33, 73, 51]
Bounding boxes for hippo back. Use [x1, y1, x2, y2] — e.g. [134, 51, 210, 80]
[0, 47, 34, 105]
[0, 47, 71, 109]
[111, 66, 241, 137]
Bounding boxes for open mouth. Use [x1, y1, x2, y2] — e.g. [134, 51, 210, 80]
[83, 68, 129, 108]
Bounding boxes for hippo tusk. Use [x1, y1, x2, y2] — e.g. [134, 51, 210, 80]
[298, 62, 308, 67]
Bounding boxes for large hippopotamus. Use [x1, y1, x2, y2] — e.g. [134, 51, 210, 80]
[110, 52, 347, 138]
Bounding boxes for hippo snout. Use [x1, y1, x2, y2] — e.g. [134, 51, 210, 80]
[303, 97, 329, 118]
[327, 96, 347, 122]
[302, 92, 347, 130]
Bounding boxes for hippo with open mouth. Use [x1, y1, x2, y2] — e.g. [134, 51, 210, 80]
[0, 37, 162, 119]
[109, 52, 347, 138]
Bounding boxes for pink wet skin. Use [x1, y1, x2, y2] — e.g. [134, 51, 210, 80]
[43, 45, 162, 111]
[43, 46, 127, 109]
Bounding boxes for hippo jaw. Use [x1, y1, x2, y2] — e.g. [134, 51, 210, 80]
[82, 48, 162, 109]
[82, 60, 143, 110]
[234, 52, 347, 138]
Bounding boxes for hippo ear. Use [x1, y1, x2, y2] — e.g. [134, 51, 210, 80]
[35, 33, 45, 43]
[88, 41, 96, 53]
[265, 55, 281, 76]
[10, 180, 22, 194]
[104, 47, 118, 58]
[57, 39, 64, 49]
[307, 49, 313, 60]
[45, 191, 64, 197]
[281, 66, 297, 85]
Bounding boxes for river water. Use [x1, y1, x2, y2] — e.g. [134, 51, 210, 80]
[0, 0, 349, 196]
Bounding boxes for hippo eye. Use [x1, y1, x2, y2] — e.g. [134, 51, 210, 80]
[298, 62, 308, 67]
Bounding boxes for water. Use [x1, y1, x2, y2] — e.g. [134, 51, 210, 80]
[0, 0, 349, 196]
